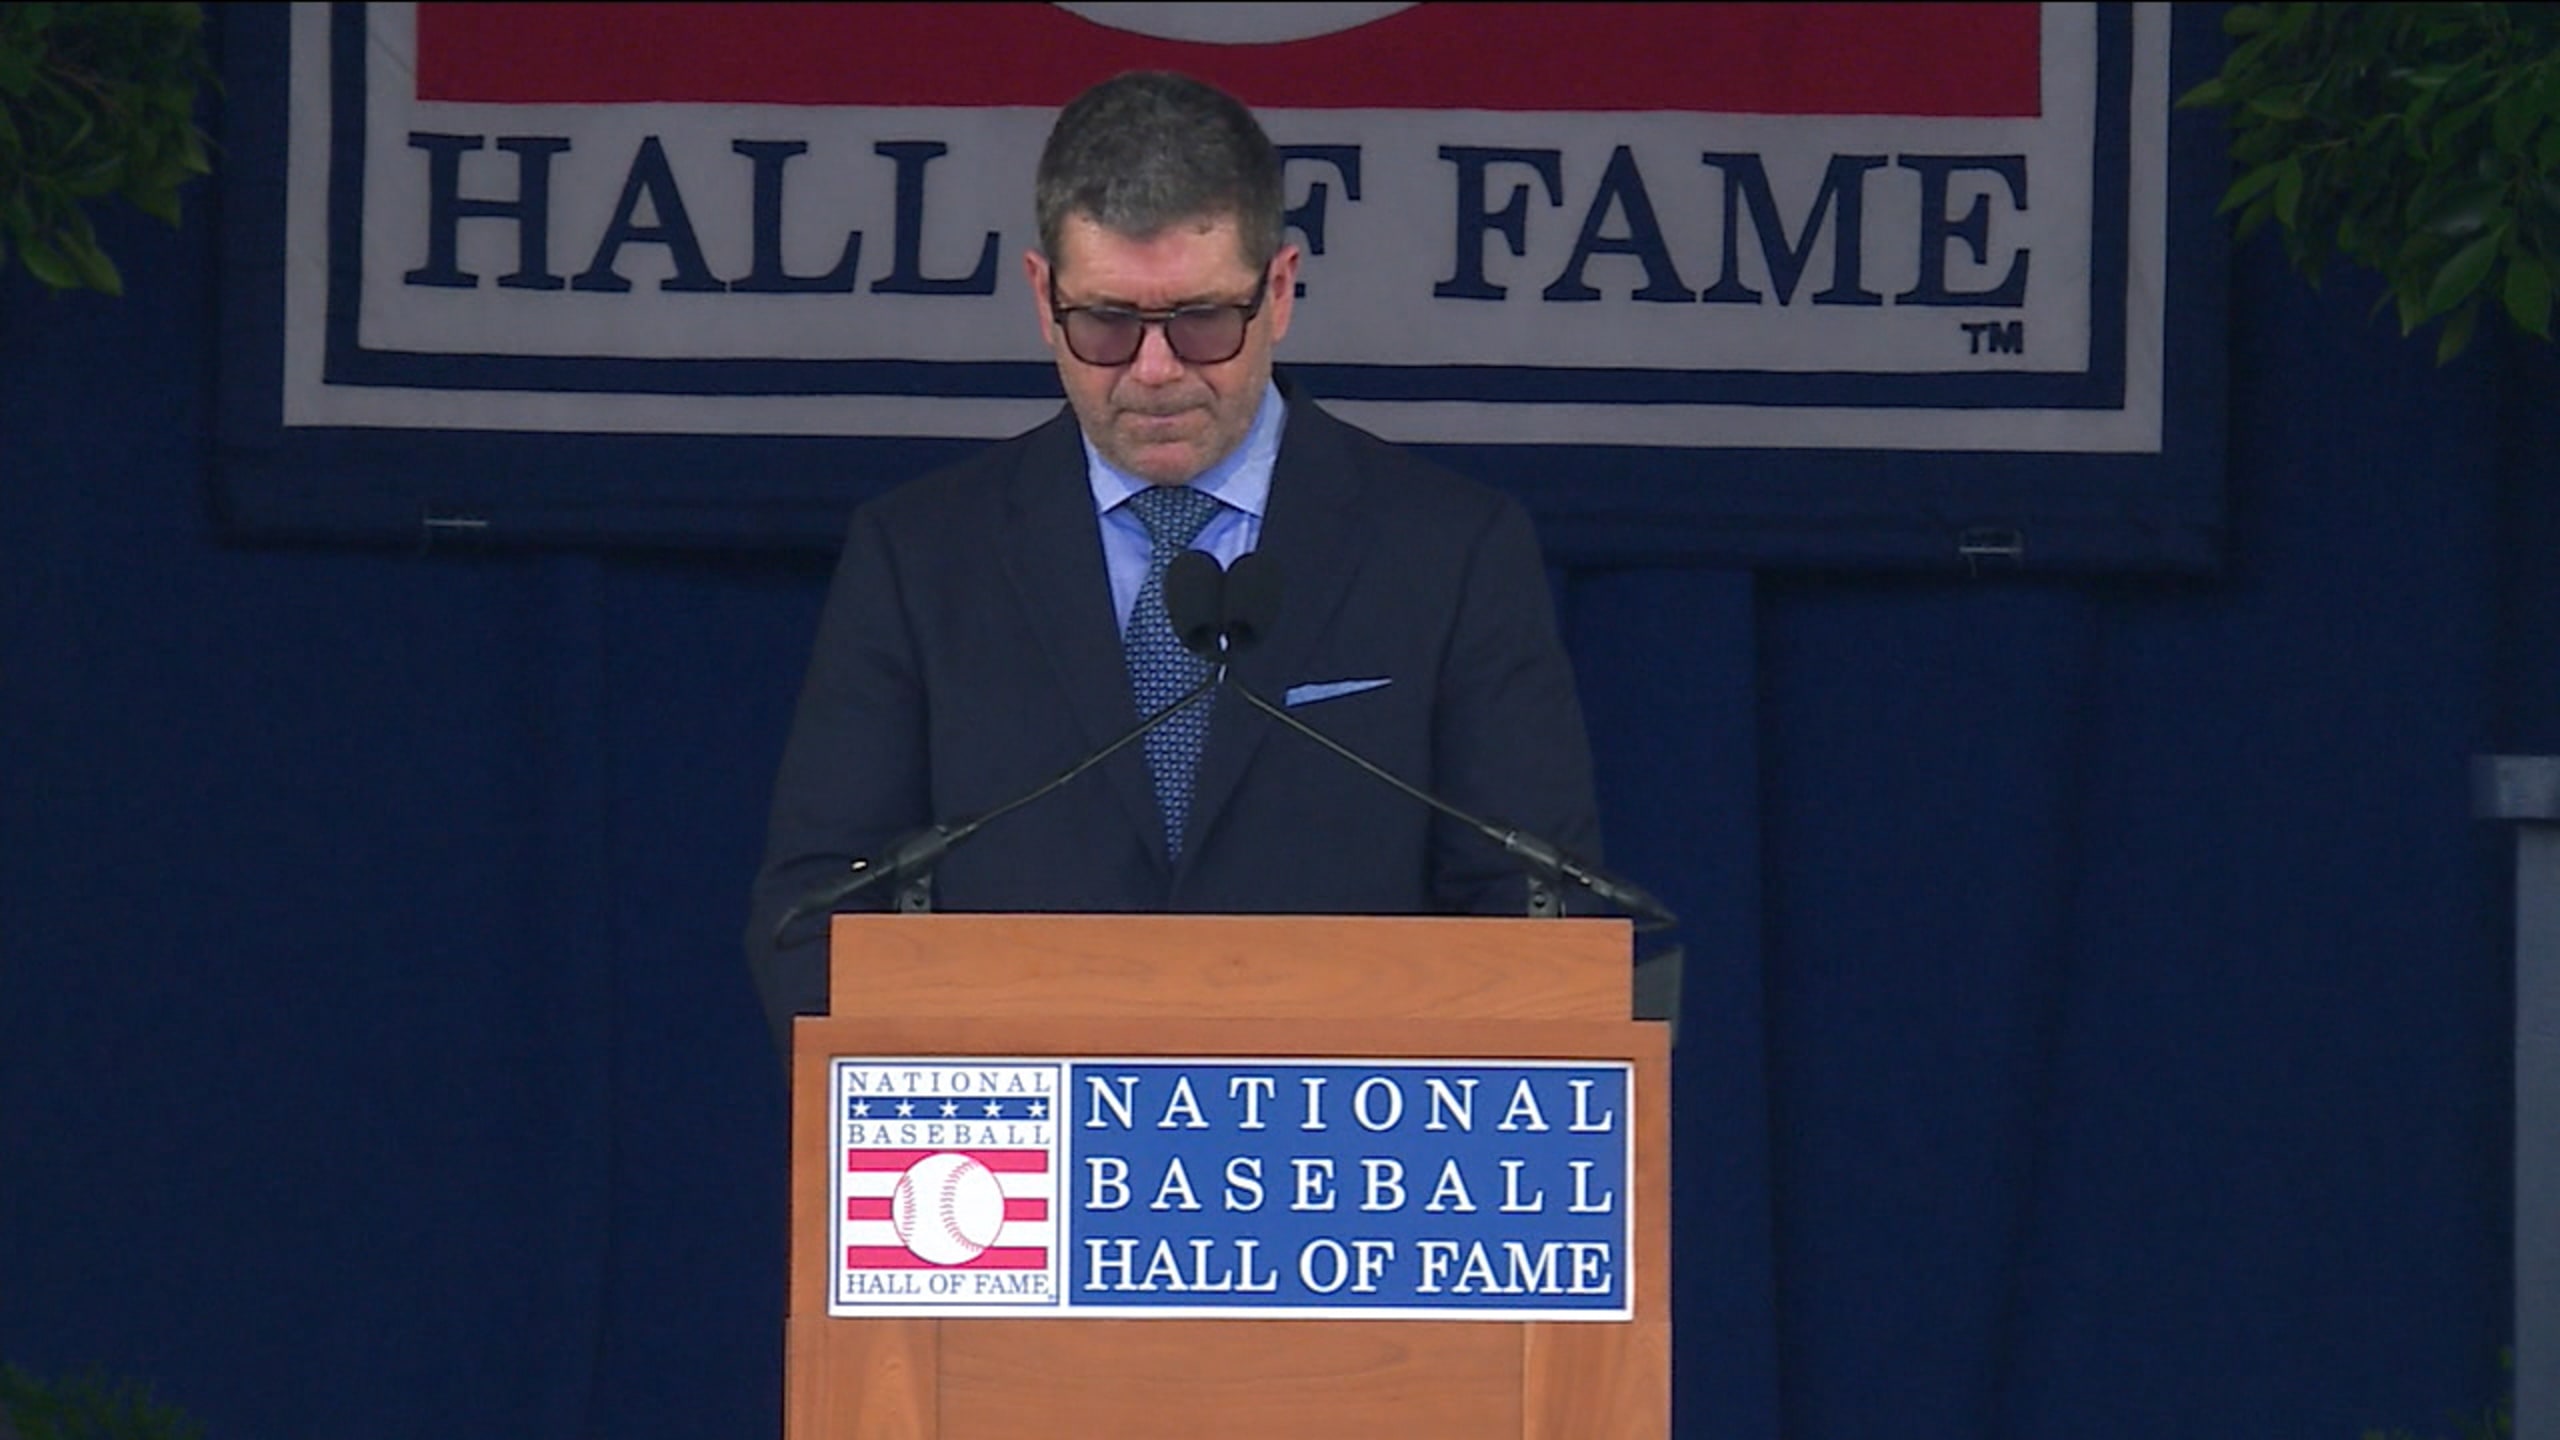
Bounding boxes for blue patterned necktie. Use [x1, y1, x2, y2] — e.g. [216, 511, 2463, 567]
[1123, 484, 1225, 860]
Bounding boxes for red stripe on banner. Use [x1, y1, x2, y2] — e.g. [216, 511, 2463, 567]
[413, 3, 2039, 116]
[845, 1246, 1051, 1271]
[845, 1148, 1051, 1173]
[846, 1195, 1045, 1221]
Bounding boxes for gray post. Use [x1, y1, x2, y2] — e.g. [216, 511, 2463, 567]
[2476, 754, 2560, 1440]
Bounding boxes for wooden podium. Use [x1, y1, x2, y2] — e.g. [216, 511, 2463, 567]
[787, 913, 1670, 1439]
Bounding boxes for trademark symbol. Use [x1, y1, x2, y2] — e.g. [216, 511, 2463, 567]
[1959, 319, 2025, 354]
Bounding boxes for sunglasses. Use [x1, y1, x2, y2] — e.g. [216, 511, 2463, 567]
[1047, 271, 1271, 367]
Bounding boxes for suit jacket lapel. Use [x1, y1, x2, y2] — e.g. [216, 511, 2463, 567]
[1179, 392, 1370, 877]
[995, 412, 1170, 869]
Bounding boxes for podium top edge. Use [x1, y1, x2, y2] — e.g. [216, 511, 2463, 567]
[827, 912, 1637, 932]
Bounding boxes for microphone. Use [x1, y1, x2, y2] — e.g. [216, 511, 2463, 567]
[769, 597, 1226, 945]
[1164, 550, 1228, 659]
[1193, 551, 1676, 930]
[1218, 546, 1282, 655]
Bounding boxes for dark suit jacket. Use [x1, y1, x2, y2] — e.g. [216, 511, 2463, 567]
[745, 382, 1601, 1044]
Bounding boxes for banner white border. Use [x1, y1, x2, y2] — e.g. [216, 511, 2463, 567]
[280, 3, 2166, 453]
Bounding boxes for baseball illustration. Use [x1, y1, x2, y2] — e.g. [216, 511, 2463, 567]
[890, 1152, 1007, 1265]
[1055, 4, 1414, 45]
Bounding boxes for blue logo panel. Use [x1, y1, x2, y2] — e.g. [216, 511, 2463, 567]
[1062, 1060, 1632, 1319]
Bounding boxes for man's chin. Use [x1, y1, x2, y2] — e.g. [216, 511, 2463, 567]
[1108, 433, 1212, 485]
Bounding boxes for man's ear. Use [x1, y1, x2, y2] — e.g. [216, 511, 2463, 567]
[1264, 243, 1303, 344]
[1025, 249, 1057, 346]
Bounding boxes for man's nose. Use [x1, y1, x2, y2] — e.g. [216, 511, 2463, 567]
[1126, 321, 1188, 383]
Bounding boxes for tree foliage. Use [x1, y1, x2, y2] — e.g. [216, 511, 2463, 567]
[2180, 2, 2560, 362]
[0, 3, 213, 297]
[0, 1363, 204, 1440]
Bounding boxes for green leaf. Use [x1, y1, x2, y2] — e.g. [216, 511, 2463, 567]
[66, 235, 120, 294]
[2234, 194, 2277, 246]
[2220, 159, 2290, 214]
[60, 194, 97, 248]
[2427, 229, 2503, 316]
[2230, 124, 2292, 167]
[2437, 293, 2482, 362]
[2506, 252, 2554, 338]
[2248, 90, 2310, 120]
[2441, 57, 2496, 109]
[2176, 76, 2231, 110]
[62, 151, 124, 198]
[2432, 94, 2497, 155]
[2397, 281, 2429, 335]
[2224, 32, 2279, 83]
[0, 1, 214, 296]
[127, 180, 178, 224]
[51, 101, 97, 159]
[2275, 156, 2306, 227]
[2224, 5, 2277, 36]
[18, 234, 80, 288]
[2531, 60, 2560, 121]
[2492, 76, 2543, 153]
[2424, 185, 2508, 237]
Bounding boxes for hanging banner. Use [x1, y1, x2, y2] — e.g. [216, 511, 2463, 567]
[214, 3, 2227, 569]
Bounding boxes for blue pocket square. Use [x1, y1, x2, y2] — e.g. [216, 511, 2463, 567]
[1284, 677, 1393, 707]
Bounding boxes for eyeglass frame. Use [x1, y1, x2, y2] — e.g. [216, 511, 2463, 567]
[1044, 269, 1274, 368]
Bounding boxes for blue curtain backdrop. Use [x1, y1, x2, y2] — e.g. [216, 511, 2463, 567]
[0, 15, 2533, 1440]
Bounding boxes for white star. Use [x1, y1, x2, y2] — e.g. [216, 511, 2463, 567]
[983, 1100, 1004, 1117]
[895, 1099, 914, 1117]
[1028, 1100, 1048, 1119]
[850, 1100, 870, 1117]
[940, 1100, 959, 1117]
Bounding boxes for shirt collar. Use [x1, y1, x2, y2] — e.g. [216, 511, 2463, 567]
[1085, 380, 1286, 520]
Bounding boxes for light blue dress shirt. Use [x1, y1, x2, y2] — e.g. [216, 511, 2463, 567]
[1084, 382, 1286, 633]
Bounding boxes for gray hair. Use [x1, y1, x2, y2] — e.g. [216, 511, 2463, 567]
[1034, 71, 1284, 275]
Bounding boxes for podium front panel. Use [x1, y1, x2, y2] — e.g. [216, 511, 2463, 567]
[788, 916, 1668, 1439]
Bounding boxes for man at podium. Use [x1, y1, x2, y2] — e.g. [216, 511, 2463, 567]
[745, 70, 1603, 1051]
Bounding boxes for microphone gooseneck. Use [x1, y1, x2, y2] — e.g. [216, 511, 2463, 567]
[1221, 680, 1677, 929]
[776, 545, 1678, 944]
[1193, 552, 1676, 930]
[770, 659, 1223, 947]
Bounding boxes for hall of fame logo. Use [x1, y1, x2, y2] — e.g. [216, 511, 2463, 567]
[832, 1059, 1063, 1312]
[828, 1054, 1636, 1322]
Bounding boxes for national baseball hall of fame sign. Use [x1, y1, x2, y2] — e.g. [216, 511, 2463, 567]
[828, 1058, 1635, 1321]
[218, 3, 2224, 568]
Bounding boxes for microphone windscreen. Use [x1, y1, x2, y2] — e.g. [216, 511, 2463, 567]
[1222, 551, 1283, 656]
[1163, 550, 1228, 660]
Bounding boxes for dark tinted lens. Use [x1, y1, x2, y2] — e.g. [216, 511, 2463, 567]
[1162, 308, 1249, 364]
[1058, 305, 1252, 366]
[1063, 310, 1145, 366]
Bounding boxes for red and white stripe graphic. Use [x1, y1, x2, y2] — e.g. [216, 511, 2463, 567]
[844, 1147, 1053, 1270]
[413, 2, 2040, 116]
